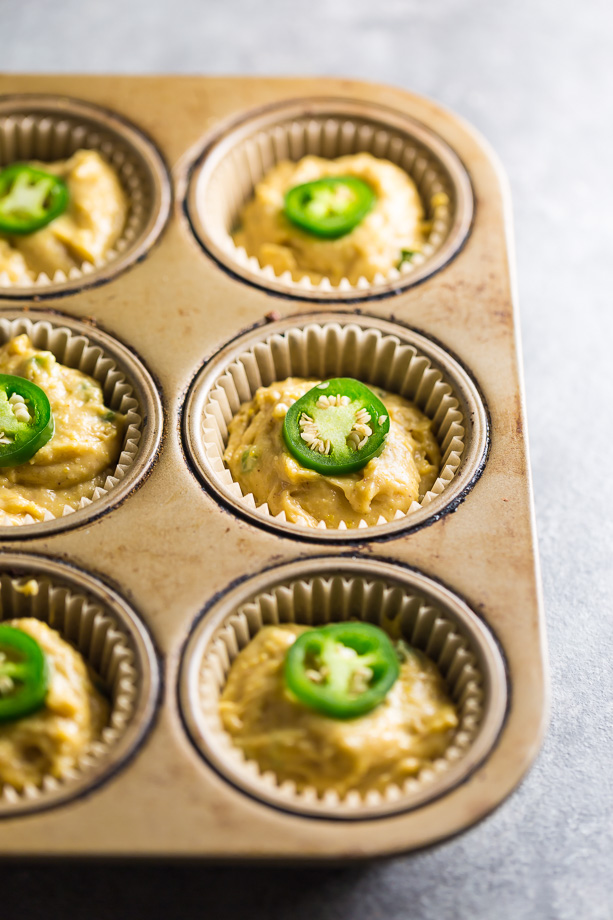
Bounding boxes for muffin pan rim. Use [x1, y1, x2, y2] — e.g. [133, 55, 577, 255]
[0, 550, 161, 819]
[183, 94, 475, 302]
[0, 92, 172, 299]
[181, 310, 490, 542]
[0, 307, 164, 538]
[179, 555, 509, 821]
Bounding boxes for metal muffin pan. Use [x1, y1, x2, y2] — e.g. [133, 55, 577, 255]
[0, 94, 171, 297]
[0, 75, 547, 860]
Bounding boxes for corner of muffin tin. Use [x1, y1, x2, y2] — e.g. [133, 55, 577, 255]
[185, 96, 474, 301]
[0, 94, 171, 298]
[179, 557, 508, 820]
[0, 552, 160, 818]
[182, 311, 489, 542]
[0, 310, 163, 538]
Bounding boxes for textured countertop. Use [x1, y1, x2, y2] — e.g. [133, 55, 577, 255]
[2, 1, 612, 918]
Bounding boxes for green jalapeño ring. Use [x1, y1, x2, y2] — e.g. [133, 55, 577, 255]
[0, 374, 55, 468]
[0, 164, 69, 235]
[284, 176, 376, 239]
[283, 378, 391, 475]
[0, 625, 49, 723]
[284, 622, 400, 719]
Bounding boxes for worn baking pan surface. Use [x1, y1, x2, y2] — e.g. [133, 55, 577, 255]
[0, 75, 547, 859]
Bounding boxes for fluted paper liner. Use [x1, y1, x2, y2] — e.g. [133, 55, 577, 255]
[184, 565, 501, 818]
[189, 100, 473, 296]
[0, 316, 143, 527]
[197, 320, 465, 532]
[0, 572, 138, 810]
[0, 100, 166, 293]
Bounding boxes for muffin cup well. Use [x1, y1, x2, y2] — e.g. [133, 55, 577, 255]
[183, 313, 488, 540]
[0, 312, 162, 536]
[180, 558, 507, 819]
[0, 94, 170, 297]
[186, 97, 473, 300]
[0, 554, 159, 816]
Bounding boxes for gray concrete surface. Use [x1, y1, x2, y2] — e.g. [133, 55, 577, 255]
[2, 1, 612, 918]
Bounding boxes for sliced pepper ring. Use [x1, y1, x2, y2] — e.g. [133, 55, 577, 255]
[0, 374, 55, 468]
[283, 378, 390, 475]
[0, 163, 69, 235]
[0, 624, 50, 723]
[284, 622, 400, 719]
[284, 175, 376, 239]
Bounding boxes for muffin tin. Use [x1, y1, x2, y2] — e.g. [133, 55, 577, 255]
[0, 75, 547, 859]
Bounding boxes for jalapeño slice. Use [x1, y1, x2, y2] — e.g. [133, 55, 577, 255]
[284, 176, 376, 239]
[284, 622, 400, 720]
[0, 374, 55, 468]
[0, 164, 69, 235]
[0, 625, 50, 723]
[283, 378, 390, 475]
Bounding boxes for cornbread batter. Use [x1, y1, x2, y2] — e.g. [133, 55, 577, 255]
[224, 378, 440, 528]
[0, 618, 108, 791]
[0, 334, 125, 525]
[233, 153, 424, 285]
[220, 624, 459, 797]
[0, 149, 127, 283]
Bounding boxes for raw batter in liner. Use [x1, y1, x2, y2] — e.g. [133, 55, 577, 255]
[224, 378, 440, 528]
[233, 153, 424, 285]
[0, 617, 109, 791]
[0, 334, 125, 526]
[220, 624, 458, 797]
[0, 149, 127, 284]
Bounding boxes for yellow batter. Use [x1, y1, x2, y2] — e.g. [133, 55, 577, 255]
[0, 149, 128, 283]
[0, 618, 109, 791]
[224, 378, 440, 528]
[233, 153, 424, 285]
[220, 624, 458, 797]
[0, 334, 125, 526]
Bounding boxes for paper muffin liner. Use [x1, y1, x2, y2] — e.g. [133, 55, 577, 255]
[180, 559, 507, 818]
[0, 314, 151, 531]
[184, 314, 487, 538]
[0, 96, 170, 295]
[187, 98, 473, 299]
[0, 560, 157, 814]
